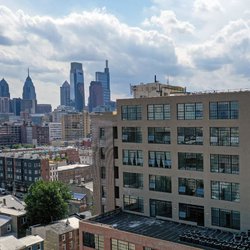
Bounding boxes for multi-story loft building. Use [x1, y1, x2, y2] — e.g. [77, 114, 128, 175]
[0, 123, 21, 147]
[61, 111, 90, 141]
[91, 88, 250, 233]
[0, 153, 49, 192]
[48, 122, 62, 141]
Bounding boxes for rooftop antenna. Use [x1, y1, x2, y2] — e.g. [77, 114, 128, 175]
[28, 68, 30, 77]
[167, 75, 169, 85]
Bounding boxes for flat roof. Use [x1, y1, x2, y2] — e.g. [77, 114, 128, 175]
[0, 235, 25, 250]
[58, 164, 90, 171]
[0, 207, 26, 216]
[89, 210, 235, 250]
[19, 235, 43, 246]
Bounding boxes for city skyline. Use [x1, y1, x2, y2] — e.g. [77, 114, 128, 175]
[0, 1, 250, 109]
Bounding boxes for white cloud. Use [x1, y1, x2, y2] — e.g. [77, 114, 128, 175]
[193, 0, 223, 13]
[142, 10, 195, 35]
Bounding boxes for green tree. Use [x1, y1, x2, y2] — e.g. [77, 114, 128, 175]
[25, 180, 72, 225]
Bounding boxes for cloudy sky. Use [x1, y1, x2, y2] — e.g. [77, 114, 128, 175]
[0, 0, 250, 109]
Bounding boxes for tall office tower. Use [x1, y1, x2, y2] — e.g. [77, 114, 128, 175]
[22, 70, 37, 113]
[0, 79, 10, 98]
[70, 62, 84, 111]
[88, 81, 103, 112]
[95, 60, 110, 105]
[60, 80, 70, 106]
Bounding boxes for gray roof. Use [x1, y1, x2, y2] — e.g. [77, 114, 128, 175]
[19, 235, 43, 246]
[0, 195, 25, 211]
[0, 235, 25, 250]
[0, 214, 11, 227]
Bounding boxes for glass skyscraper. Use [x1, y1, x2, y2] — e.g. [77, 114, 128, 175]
[95, 60, 110, 105]
[70, 62, 84, 111]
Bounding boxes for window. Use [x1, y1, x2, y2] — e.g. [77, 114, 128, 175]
[100, 147, 105, 159]
[149, 175, 171, 193]
[111, 239, 135, 250]
[123, 195, 144, 213]
[177, 103, 203, 120]
[122, 105, 142, 120]
[95, 234, 104, 250]
[123, 150, 143, 166]
[69, 231, 72, 239]
[114, 147, 118, 159]
[178, 152, 203, 171]
[69, 241, 73, 250]
[147, 104, 170, 120]
[37, 243, 41, 250]
[62, 234, 65, 241]
[101, 186, 107, 198]
[115, 186, 119, 198]
[101, 167, 106, 179]
[123, 172, 143, 189]
[210, 154, 239, 174]
[113, 126, 118, 139]
[212, 208, 240, 230]
[122, 127, 142, 143]
[177, 127, 203, 145]
[148, 127, 170, 144]
[7, 223, 11, 232]
[114, 166, 119, 179]
[100, 128, 105, 139]
[178, 178, 204, 197]
[210, 101, 239, 119]
[148, 151, 171, 168]
[210, 127, 239, 146]
[179, 203, 204, 226]
[150, 199, 172, 218]
[211, 181, 240, 202]
[144, 247, 156, 250]
[83, 232, 95, 248]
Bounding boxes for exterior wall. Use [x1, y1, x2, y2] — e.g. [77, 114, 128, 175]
[93, 91, 250, 232]
[58, 166, 92, 185]
[79, 220, 199, 250]
[91, 113, 116, 215]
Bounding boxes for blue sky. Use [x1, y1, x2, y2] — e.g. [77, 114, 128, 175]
[0, 0, 250, 108]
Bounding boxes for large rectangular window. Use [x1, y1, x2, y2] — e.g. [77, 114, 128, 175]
[148, 127, 170, 144]
[150, 199, 172, 218]
[122, 127, 142, 143]
[211, 208, 240, 230]
[211, 181, 240, 202]
[210, 154, 239, 174]
[83, 232, 95, 248]
[148, 151, 171, 169]
[121, 105, 142, 120]
[177, 127, 203, 145]
[210, 127, 239, 146]
[147, 104, 170, 120]
[111, 239, 135, 250]
[123, 172, 143, 189]
[210, 101, 239, 119]
[149, 175, 171, 193]
[178, 178, 204, 197]
[177, 103, 203, 120]
[178, 152, 203, 171]
[179, 203, 204, 226]
[123, 150, 143, 166]
[123, 195, 144, 213]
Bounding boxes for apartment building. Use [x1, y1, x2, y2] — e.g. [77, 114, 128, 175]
[90, 89, 250, 234]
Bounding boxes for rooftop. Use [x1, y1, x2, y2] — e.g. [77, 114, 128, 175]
[0, 195, 25, 211]
[0, 214, 11, 227]
[19, 235, 43, 246]
[57, 163, 90, 171]
[89, 209, 244, 250]
[0, 235, 25, 250]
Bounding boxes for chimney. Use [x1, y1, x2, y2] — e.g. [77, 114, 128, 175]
[3, 198, 6, 206]
[154, 75, 157, 83]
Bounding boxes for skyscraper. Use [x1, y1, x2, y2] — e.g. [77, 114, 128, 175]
[22, 70, 37, 113]
[60, 80, 70, 106]
[0, 78, 10, 98]
[70, 62, 84, 111]
[22, 70, 36, 100]
[88, 81, 103, 112]
[95, 60, 110, 105]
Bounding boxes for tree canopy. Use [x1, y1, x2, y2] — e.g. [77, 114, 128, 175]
[24, 180, 72, 225]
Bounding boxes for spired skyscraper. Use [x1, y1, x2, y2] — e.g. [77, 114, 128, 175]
[70, 62, 84, 111]
[95, 60, 110, 105]
[22, 70, 37, 113]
